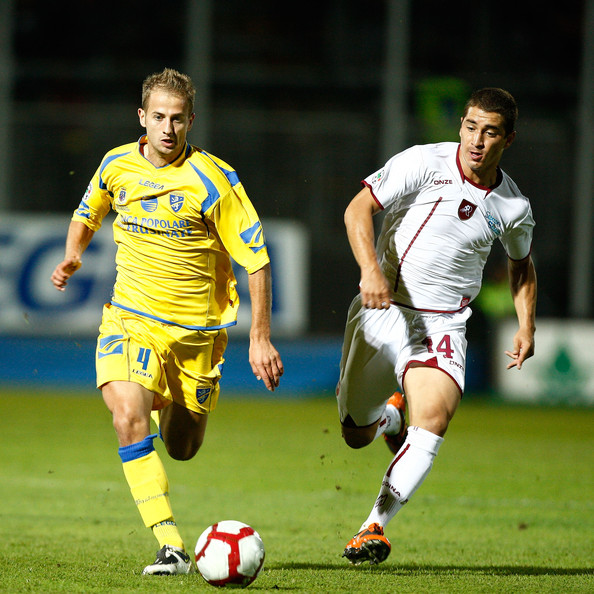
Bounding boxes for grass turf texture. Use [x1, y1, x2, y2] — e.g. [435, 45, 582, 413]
[0, 390, 592, 593]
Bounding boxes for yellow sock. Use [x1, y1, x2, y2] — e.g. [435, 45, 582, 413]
[119, 435, 184, 550]
[152, 519, 184, 549]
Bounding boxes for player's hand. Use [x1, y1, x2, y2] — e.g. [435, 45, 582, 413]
[249, 339, 284, 392]
[50, 257, 82, 291]
[359, 268, 391, 310]
[505, 327, 535, 370]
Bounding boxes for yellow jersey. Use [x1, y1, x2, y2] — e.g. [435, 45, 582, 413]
[72, 135, 269, 330]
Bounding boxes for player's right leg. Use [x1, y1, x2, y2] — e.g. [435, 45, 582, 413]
[343, 523, 391, 565]
[336, 298, 403, 449]
[337, 300, 406, 565]
[102, 381, 191, 575]
[382, 391, 408, 454]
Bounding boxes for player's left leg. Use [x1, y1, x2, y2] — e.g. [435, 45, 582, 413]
[139, 326, 223, 573]
[344, 366, 460, 565]
[158, 402, 209, 461]
[131, 405, 199, 575]
[365, 365, 460, 523]
[405, 363, 461, 437]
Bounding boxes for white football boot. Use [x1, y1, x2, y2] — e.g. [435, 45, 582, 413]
[142, 545, 192, 575]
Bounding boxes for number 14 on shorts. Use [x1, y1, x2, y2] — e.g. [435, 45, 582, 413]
[423, 335, 454, 359]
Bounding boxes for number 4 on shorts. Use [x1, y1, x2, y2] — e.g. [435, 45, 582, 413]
[423, 335, 454, 359]
[137, 347, 152, 370]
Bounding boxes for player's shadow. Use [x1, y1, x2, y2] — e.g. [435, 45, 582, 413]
[265, 562, 593, 577]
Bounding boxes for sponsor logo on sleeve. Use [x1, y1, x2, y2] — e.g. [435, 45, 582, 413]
[240, 221, 266, 254]
[371, 169, 384, 185]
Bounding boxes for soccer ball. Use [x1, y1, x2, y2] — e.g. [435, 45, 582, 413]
[195, 520, 265, 588]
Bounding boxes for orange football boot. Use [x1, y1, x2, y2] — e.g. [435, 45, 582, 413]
[343, 523, 391, 565]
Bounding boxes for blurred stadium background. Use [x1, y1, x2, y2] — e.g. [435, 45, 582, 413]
[0, 0, 593, 403]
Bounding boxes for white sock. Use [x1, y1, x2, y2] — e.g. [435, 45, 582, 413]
[361, 426, 443, 530]
[372, 402, 402, 441]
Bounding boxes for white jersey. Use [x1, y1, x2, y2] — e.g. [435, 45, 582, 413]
[364, 142, 534, 313]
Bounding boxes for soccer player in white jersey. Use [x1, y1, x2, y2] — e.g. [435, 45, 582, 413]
[338, 88, 537, 565]
[51, 68, 283, 575]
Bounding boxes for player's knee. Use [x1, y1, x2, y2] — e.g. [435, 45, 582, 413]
[112, 411, 149, 445]
[341, 415, 375, 449]
[342, 431, 373, 449]
[414, 408, 452, 437]
[163, 434, 204, 461]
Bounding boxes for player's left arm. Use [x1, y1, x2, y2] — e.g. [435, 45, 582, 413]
[208, 184, 283, 389]
[505, 254, 537, 370]
[247, 264, 284, 391]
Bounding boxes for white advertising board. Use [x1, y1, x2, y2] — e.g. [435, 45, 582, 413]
[495, 318, 594, 404]
[0, 214, 308, 337]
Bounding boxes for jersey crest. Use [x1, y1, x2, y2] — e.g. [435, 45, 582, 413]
[170, 194, 185, 212]
[458, 199, 476, 220]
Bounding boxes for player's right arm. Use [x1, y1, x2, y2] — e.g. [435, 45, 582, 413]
[51, 220, 95, 291]
[52, 152, 115, 292]
[344, 186, 391, 309]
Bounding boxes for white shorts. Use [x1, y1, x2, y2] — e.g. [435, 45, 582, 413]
[336, 297, 471, 426]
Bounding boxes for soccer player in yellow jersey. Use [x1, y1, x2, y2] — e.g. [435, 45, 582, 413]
[51, 68, 284, 575]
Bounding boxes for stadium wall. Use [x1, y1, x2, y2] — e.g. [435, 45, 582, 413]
[0, 214, 308, 338]
[0, 334, 490, 397]
[0, 335, 343, 396]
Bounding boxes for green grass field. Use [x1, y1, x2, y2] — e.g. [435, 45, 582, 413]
[0, 389, 592, 593]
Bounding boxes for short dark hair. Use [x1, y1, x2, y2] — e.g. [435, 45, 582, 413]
[463, 88, 518, 136]
[141, 68, 196, 115]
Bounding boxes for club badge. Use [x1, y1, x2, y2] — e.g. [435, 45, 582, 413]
[170, 194, 185, 213]
[458, 199, 476, 220]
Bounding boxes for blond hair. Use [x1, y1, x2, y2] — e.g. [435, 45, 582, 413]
[141, 68, 196, 114]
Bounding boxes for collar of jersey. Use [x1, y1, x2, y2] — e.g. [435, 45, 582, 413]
[136, 135, 192, 169]
[455, 144, 502, 194]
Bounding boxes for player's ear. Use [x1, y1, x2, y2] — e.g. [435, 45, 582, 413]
[138, 108, 146, 128]
[187, 112, 196, 130]
[504, 130, 516, 149]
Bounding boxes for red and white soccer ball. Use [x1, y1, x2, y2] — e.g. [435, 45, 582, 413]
[195, 520, 265, 588]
